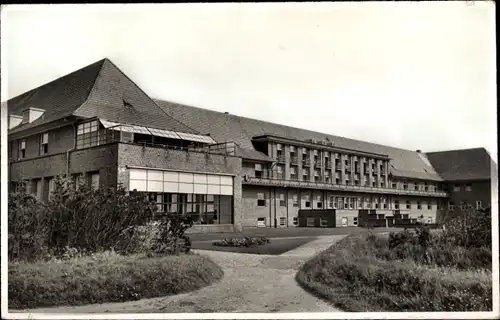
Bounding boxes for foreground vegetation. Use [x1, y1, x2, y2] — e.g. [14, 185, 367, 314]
[296, 208, 492, 311]
[9, 251, 223, 309]
[8, 176, 223, 309]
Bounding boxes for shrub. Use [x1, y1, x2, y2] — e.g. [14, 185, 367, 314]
[297, 235, 492, 311]
[8, 186, 50, 261]
[47, 176, 157, 254]
[8, 175, 195, 261]
[441, 207, 491, 248]
[213, 236, 270, 247]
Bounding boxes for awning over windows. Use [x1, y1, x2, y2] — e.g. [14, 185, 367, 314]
[99, 119, 216, 144]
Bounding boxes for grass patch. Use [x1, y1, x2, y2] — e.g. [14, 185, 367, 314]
[9, 252, 223, 309]
[193, 237, 317, 255]
[296, 233, 492, 311]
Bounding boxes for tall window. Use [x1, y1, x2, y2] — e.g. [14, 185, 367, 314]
[257, 192, 266, 206]
[292, 194, 299, 207]
[476, 200, 482, 210]
[48, 178, 56, 200]
[406, 200, 411, 209]
[39, 133, 49, 155]
[255, 163, 263, 178]
[77, 120, 99, 149]
[290, 167, 297, 180]
[19, 139, 26, 159]
[394, 200, 400, 210]
[279, 193, 286, 207]
[90, 172, 100, 190]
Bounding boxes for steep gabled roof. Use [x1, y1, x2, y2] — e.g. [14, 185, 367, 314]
[7, 58, 199, 135]
[155, 99, 442, 180]
[426, 148, 495, 181]
[7, 59, 105, 133]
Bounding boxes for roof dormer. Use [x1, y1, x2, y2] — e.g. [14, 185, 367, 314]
[21, 107, 45, 124]
[9, 114, 23, 129]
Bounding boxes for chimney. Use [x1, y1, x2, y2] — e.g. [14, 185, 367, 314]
[9, 114, 23, 129]
[21, 107, 45, 124]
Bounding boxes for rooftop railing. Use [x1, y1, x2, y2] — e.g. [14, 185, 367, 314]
[243, 175, 449, 197]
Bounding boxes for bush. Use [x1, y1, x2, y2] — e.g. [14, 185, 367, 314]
[441, 207, 491, 248]
[213, 236, 270, 247]
[8, 175, 194, 261]
[9, 253, 223, 309]
[116, 214, 194, 255]
[297, 235, 492, 311]
[8, 185, 50, 261]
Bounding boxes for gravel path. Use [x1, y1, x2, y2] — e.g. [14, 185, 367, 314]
[11, 235, 346, 313]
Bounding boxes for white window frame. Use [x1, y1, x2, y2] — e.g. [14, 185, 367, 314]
[39, 133, 49, 155]
[476, 200, 482, 210]
[19, 139, 26, 159]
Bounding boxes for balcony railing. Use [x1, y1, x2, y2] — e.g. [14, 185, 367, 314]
[326, 162, 332, 169]
[276, 155, 286, 163]
[314, 161, 322, 168]
[243, 176, 449, 197]
[302, 158, 311, 167]
[291, 157, 299, 165]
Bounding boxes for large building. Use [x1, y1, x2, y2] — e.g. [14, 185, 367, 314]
[5, 58, 496, 232]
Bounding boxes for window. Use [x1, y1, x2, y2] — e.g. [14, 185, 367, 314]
[406, 201, 411, 209]
[304, 194, 311, 208]
[279, 217, 286, 226]
[255, 163, 263, 178]
[414, 183, 419, 191]
[437, 202, 441, 210]
[76, 120, 99, 149]
[292, 194, 299, 207]
[353, 217, 358, 226]
[320, 218, 328, 227]
[453, 185, 460, 192]
[48, 178, 56, 199]
[303, 168, 309, 180]
[417, 201, 422, 210]
[377, 214, 385, 219]
[403, 182, 408, 190]
[349, 198, 354, 209]
[257, 193, 266, 206]
[276, 143, 282, 151]
[380, 181, 385, 188]
[34, 179, 42, 200]
[424, 182, 428, 191]
[427, 202, 432, 210]
[90, 172, 100, 190]
[293, 217, 298, 225]
[372, 181, 376, 187]
[19, 139, 26, 159]
[402, 214, 409, 219]
[394, 200, 400, 210]
[290, 167, 297, 180]
[465, 184, 472, 192]
[257, 217, 266, 227]
[39, 133, 49, 155]
[461, 202, 467, 211]
[476, 201, 482, 210]
[306, 217, 315, 227]
[448, 202, 455, 211]
[276, 166, 283, 179]
[279, 193, 286, 207]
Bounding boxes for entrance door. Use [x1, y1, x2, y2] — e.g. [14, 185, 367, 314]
[341, 217, 348, 227]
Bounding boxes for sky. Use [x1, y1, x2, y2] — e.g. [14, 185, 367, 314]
[1, 2, 497, 161]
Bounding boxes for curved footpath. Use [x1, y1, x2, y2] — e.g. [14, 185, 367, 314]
[11, 235, 347, 313]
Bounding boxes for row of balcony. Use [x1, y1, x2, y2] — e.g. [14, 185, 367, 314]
[277, 156, 386, 174]
[244, 175, 448, 198]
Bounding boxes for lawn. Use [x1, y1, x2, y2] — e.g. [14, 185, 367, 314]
[296, 232, 492, 312]
[9, 252, 224, 310]
[191, 237, 318, 255]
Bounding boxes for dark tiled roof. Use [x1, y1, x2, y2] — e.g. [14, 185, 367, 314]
[426, 148, 495, 181]
[7, 59, 106, 133]
[155, 100, 442, 181]
[7, 58, 199, 135]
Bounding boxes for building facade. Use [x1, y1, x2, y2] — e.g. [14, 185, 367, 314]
[6, 59, 496, 232]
